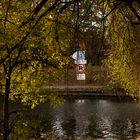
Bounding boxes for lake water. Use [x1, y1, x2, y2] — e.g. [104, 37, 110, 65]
[2, 97, 140, 140]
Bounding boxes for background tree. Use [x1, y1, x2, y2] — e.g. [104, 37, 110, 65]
[102, 0, 140, 97]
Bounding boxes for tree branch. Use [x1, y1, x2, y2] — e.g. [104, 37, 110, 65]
[4, 0, 11, 54]
[128, 3, 140, 22]
[102, 1, 122, 20]
[131, 21, 140, 25]
[34, 0, 48, 14]
[0, 1, 59, 65]
[0, 0, 82, 66]
[19, 0, 49, 28]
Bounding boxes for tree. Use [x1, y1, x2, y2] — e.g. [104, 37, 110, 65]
[62, 0, 140, 97]
[0, 0, 80, 139]
[101, 0, 140, 96]
[1, 0, 140, 139]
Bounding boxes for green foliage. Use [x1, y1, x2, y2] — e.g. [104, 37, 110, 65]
[86, 63, 107, 85]
[0, 0, 71, 109]
[0, 0, 140, 106]
[104, 5, 140, 96]
[11, 116, 41, 140]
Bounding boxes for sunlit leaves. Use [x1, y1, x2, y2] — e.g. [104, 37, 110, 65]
[9, 62, 64, 108]
[0, 0, 72, 109]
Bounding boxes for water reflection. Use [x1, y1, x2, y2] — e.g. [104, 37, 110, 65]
[52, 116, 64, 137]
[62, 117, 76, 139]
[1, 98, 140, 139]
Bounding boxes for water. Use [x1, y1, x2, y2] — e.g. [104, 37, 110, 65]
[48, 98, 140, 140]
[2, 97, 140, 140]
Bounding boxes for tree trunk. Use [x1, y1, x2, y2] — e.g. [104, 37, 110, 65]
[3, 76, 10, 140]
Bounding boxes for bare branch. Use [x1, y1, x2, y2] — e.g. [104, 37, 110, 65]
[102, 1, 122, 20]
[19, 0, 49, 28]
[34, 0, 48, 14]
[127, 3, 140, 22]
[131, 21, 140, 25]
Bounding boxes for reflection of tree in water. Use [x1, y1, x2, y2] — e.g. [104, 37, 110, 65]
[87, 116, 104, 139]
[111, 119, 140, 139]
[62, 116, 76, 139]
[87, 117, 140, 140]
[10, 115, 40, 139]
[0, 122, 3, 140]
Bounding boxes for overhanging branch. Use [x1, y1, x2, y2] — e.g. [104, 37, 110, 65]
[131, 21, 140, 25]
[102, 1, 122, 20]
[127, 3, 140, 23]
[0, 1, 61, 66]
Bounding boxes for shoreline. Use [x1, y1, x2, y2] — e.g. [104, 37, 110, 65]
[43, 85, 135, 98]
